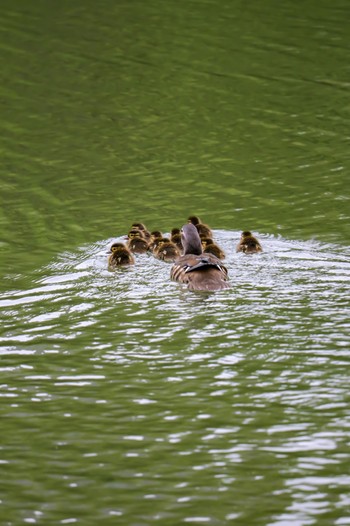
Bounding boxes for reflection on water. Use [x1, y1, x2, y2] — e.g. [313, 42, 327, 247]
[1, 230, 349, 524]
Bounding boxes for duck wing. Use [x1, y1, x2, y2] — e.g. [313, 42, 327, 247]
[171, 254, 229, 291]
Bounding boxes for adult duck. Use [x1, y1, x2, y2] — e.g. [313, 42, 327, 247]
[108, 243, 135, 268]
[171, 224, 230, 291]
[236, 231, 263, 254]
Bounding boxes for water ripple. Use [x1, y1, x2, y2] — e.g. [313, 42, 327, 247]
[1, 231, 349, 352]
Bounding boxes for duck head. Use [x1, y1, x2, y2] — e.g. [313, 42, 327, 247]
[181, 223, 203, 255]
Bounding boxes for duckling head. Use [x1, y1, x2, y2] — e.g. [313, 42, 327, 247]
[150, 230, 163, 240]
[131, 222, 148, 231]
[110, 242, 126, 252]
[187, 215, 201, 226]
[128, 228, 144, 239]
[200, 237, 214, 249]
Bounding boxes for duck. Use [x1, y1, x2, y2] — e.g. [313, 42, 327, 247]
[201, 237, 226, 260]
[236, 231, 263, 254]
[148, 230, 163, 252]
[127, 228, 145, 239]
[149, 237, 165, 254]
[187, 215, 213, 238]
[108, 242, 135, 268]
[187, 215, 202, 225]
[150, 230, 163, 240]
[148, 231, 164, 254]
[130, 222, 151, 241]
[171, 224, 230, 291]
[155, 238, 180, 262]
[170, 228, 183, 252]
[127, 230, 149, 254]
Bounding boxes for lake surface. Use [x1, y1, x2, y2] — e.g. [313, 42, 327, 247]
[1, 0, 349, 525]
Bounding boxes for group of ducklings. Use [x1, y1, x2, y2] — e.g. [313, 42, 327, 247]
[108, 216, 262, 271]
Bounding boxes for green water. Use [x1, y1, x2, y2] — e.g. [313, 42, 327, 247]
[1, 0, 350, 525]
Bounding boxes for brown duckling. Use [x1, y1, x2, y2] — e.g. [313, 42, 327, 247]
[201, 237, 214, 249]
[150, 230, 163, 240]
[149, 237, 164, 254]
[171, 224, 230, 291]
[127, 228, 145, 239]
[131, 222, 151, 241]
[187, 215, 202, 225]
[187, 215, 213, 238]
[147, 231, 163, 253]
[170, 228, 183, 252]
[127, 230, 149, 254]
[236, 231, 263, 254]
[148, 230, 163, 251]
[155, 238, 180, 262]
[201, 237, 226, 260]
[108, 242, 135, 268]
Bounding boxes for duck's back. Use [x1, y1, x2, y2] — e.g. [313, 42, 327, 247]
[171, 253, 230, 291]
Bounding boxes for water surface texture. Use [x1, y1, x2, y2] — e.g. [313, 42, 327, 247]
[1, 0, 350, 525]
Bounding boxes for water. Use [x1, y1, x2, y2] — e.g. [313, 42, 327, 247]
[1, 0, 350, 524]
[2, 230, 350, 524]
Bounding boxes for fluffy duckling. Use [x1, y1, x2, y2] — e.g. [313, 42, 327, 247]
[147, 231, 163, 253]
[108, 242, 135, 268]
[236, 231, 263, 254]
[127, 230, 149, 254]
[127, 228, 144, 239]
[149, 237, 164, 254]
[171, 224, 230, 291]
[187, 215, 202, 225]
[150, 230, 163, 240]
[201, 237, 214, 249]
[198, 224, 213, 238]
[131, 222, 151, 241]
[170, 228, 183, 252]
[155, 238, 180, 262]
[187, 215, 213, 238]
[201, 237, 226, 260]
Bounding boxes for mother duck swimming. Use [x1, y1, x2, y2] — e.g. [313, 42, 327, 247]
[171, 223, 230, 291]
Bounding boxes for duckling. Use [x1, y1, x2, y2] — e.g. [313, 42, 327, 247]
[149, 237, 164, 254]
[170, 228, 183, 252]
[131, 222, 147, 231]
[187, 215, 202, 225]
[197, 223, 213, 238]
[148, 230, 163, 251]
[150, 230, 163, 240]
[187, 215, 213, 238]
[201, 237, 214, 249]
[155, 238, 180, 262]
[171, 224, 230, 291]
[131, 222, 151, 241]
[127, 230, 149, 254]
[127, 228, 145, 240]
[201, 237, 226, 260]
[236, 231, 263, 254]
[145, 231, 163, 253]
[108, 242, 135, 268]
